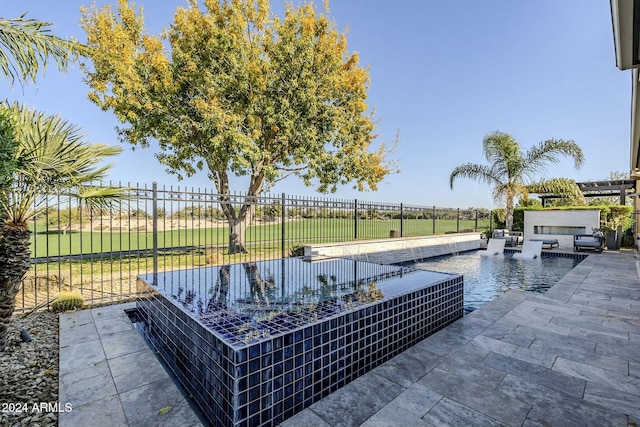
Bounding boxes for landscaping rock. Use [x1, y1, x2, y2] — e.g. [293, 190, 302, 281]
[0, 312, 59, 427]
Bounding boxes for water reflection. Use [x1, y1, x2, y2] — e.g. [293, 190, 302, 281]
[145, 258, 435, 345]
[413, 251, 582, 310]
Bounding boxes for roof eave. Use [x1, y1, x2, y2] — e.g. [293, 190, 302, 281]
[611, 0, 639, 70]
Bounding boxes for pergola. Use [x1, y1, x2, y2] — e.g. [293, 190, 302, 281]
[537, 179, 636, 207]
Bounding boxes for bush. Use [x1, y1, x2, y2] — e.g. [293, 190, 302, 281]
[289, 245, 305, 257]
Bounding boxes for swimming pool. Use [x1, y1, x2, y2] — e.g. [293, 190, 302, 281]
[136, 258, 463, 426]
[411, 250, 584, 311]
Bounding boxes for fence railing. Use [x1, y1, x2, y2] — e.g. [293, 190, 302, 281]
[18, 182, 490, 311]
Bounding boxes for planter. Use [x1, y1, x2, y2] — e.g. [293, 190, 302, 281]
[606, 230, 618, 250]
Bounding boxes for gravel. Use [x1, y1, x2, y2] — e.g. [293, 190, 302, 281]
[0, 312, 59, 427]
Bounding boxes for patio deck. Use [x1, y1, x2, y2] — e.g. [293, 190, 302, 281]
[59, 250, 640, 426]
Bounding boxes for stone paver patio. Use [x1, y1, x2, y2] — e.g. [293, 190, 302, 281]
[59, 251, 640, 426]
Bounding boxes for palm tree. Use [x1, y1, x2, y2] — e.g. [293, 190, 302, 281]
[449, 131, 584, 231]
[0, 102, 122, 351]
[0, 13, 80, 87]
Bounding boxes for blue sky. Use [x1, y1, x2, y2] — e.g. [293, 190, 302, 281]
[0, 0, 631, 209]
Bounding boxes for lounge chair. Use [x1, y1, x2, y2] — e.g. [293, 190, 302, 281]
[530, 238, 559, 249]
[481, 238, 506, 256]
[492, 229, 521, 247]
[513, 240, 543, 259]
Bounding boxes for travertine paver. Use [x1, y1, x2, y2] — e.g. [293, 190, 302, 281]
[59, 251, 640, 427]
[58, 303, 203, 427]
[282, 252, 640, 427]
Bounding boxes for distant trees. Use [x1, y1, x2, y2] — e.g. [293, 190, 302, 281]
[450, 131, 584, 231]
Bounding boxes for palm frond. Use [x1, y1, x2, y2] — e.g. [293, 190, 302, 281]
[449, 162, 501, 190]
[76, 186, 130, 211]
[0, 14, 82, 87]
[0, 105, 17, 192]
[524, 139, 585, 175]
[492, 182, 528, 205]
[482, 132, 523, 168]
[1, 102, 124, 226]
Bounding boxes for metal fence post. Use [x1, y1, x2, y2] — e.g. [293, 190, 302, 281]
[281, 192, 286, 259]
[456, 208, 460, 233]
[21, 181, 505, 312]
[354, 199, 358, 240]
[432, 206, 436, 234]
[475, 210, 478, 231]
[400, 203, 404, 237]
[152, 182, 158, 285]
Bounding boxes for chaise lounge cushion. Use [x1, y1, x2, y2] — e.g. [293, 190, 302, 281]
[573, 234, 603, 252]
[530, 238, 559, 249]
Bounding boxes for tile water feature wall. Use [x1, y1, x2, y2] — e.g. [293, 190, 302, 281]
[136, 258, 463, 426]
[305, 232, 481, 264]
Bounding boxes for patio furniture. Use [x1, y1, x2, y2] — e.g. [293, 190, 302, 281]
[573, 234, 604, 253]
[481, 238, 506, 256]
[513, 240, 543, 259]
[492, 229, 522, 247]
[530, 238, 559, 249]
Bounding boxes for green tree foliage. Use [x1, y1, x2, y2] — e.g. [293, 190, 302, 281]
[0, 14, 80, 87]
[598, 204, 634, 232]
[80, 0, 397, 253]
[0, 107, 16, 204]
[526, 177, 585, 207]
[450, 131, 584, 231]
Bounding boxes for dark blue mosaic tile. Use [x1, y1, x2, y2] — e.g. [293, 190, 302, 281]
[137, 258, 463, 426]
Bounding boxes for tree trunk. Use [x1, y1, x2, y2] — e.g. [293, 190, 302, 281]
[212, 168, 264, 255]
[225, 200, 258, 255]
[0, 223, 32, 351]
[505, 192, 515, 231]
[228, 215, 250, 254]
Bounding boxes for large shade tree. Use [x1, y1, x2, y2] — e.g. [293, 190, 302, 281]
[449, 131, 584, 231]
[80, 0, 397, 253]
[0, 102, 122, 350]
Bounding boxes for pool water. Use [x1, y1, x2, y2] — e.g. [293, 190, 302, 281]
[139, 258, 454, 346]
[411, 251, 583, 311]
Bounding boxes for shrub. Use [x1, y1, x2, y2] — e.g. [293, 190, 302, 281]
[289, 245, 305, 257]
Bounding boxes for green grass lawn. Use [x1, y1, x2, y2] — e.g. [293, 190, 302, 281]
[30, 218, 488, 258]
[19, 217, 488, 311]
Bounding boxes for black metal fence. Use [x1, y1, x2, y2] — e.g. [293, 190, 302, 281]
[18, 182, 490, 311]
